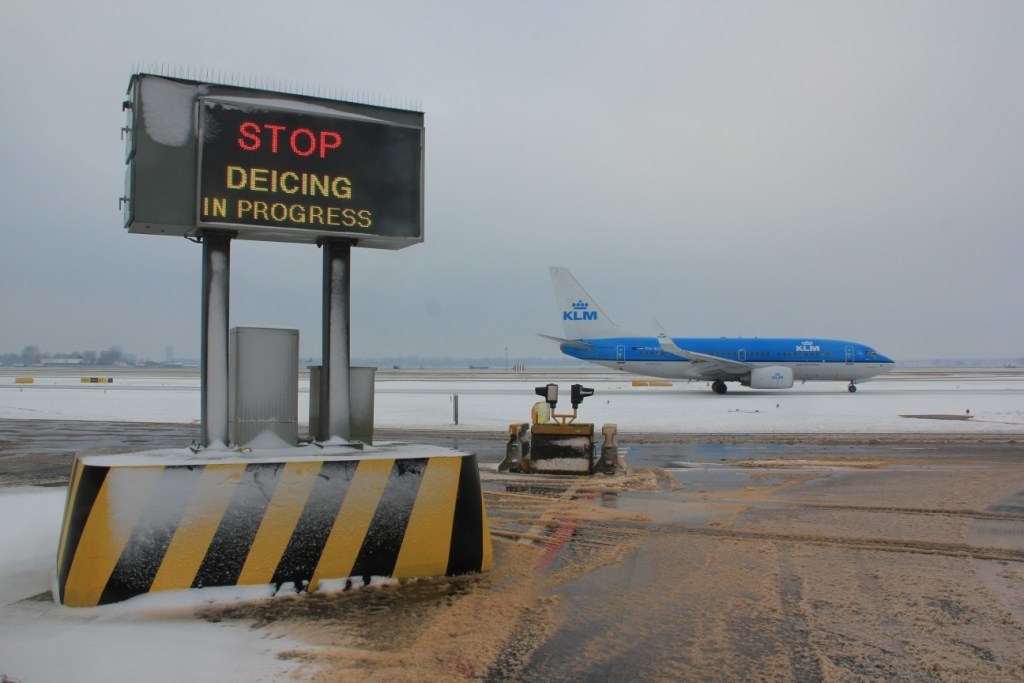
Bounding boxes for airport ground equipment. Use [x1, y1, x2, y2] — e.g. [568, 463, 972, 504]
[500, 384, 622, 475]
[54, 73, 492, 607]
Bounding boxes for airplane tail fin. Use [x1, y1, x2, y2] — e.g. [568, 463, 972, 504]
[549, 267, 626, 339]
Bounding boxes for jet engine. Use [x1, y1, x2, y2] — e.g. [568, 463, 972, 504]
[745, 366, 794, 389]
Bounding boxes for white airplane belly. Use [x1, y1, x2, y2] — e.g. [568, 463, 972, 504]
[612, 360, 697, 380]
[791, 362, 889, 381]
[791, 363, 840, 381]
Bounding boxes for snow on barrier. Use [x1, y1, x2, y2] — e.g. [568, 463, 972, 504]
[56, 444, 492, 607]
[529, 423, 596, 474]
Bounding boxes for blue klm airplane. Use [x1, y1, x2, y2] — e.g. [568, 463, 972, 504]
[543, 267, 895, 394]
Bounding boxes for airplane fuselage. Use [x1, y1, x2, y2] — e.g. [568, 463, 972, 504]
[562, 336, 893, 384]
[547, 267, 895, 393]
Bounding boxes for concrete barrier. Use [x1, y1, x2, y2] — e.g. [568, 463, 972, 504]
[56, 444, 492, 606]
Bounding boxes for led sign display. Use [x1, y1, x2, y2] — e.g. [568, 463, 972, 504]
[198, 100, 421, 241]
[123, 74, 424, 248]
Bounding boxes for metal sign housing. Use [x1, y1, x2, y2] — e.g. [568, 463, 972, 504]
[123, 73, 424, 248]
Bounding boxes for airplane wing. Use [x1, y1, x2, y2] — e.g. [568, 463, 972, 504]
[538, 334, 593, 351]
[653, 320, 753, 379]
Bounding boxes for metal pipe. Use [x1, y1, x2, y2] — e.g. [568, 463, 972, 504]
[200, 231, 232, 448]
[320, 238, 353, 441]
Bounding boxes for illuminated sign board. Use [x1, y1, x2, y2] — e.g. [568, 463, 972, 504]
[197, 100, 421, 241]
[123, 74, 424, 248]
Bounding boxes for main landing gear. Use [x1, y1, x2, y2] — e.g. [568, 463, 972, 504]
[848, 382, 858, 393]
[712, 380, 728, 395]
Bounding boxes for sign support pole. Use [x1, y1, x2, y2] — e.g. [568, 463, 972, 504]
[200, 230, 232, 447]
[320, 238, 353, 442]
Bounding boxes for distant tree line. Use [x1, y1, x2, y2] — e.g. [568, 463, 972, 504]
[899, 358, 1024, 368]
[350, 355, 581, 369]
[0, 345, 125, 366]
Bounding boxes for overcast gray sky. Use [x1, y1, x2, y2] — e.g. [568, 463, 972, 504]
[1, 1, 1022, 362]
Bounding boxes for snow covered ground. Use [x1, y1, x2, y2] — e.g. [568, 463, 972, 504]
[1, 368, 1022, 682]
[0, 486, 301, 683]
[2, 367, 1023, 433]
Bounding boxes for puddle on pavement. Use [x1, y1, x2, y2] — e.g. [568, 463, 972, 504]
[670, 464, 787, 492]
[600, 467, 787, 524]
[611, 490, 721, 524]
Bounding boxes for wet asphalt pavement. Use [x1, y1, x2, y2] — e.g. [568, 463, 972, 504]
[2, 418, 1021, 487]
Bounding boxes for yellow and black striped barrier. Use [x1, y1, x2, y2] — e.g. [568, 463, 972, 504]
[56, 446, 492, 606]
[80, 377, 114, 384]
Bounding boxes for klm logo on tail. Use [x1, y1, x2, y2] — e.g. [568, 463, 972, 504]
[563, 300, 598, 322]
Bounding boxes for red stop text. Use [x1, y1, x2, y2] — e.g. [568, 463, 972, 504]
[237, 122, 343, 158]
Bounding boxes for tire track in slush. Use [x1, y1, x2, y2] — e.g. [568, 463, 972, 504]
[574, 519, 1024, 563]
[773, 501, 1024, 523]
[487, 487, 1024, 565]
